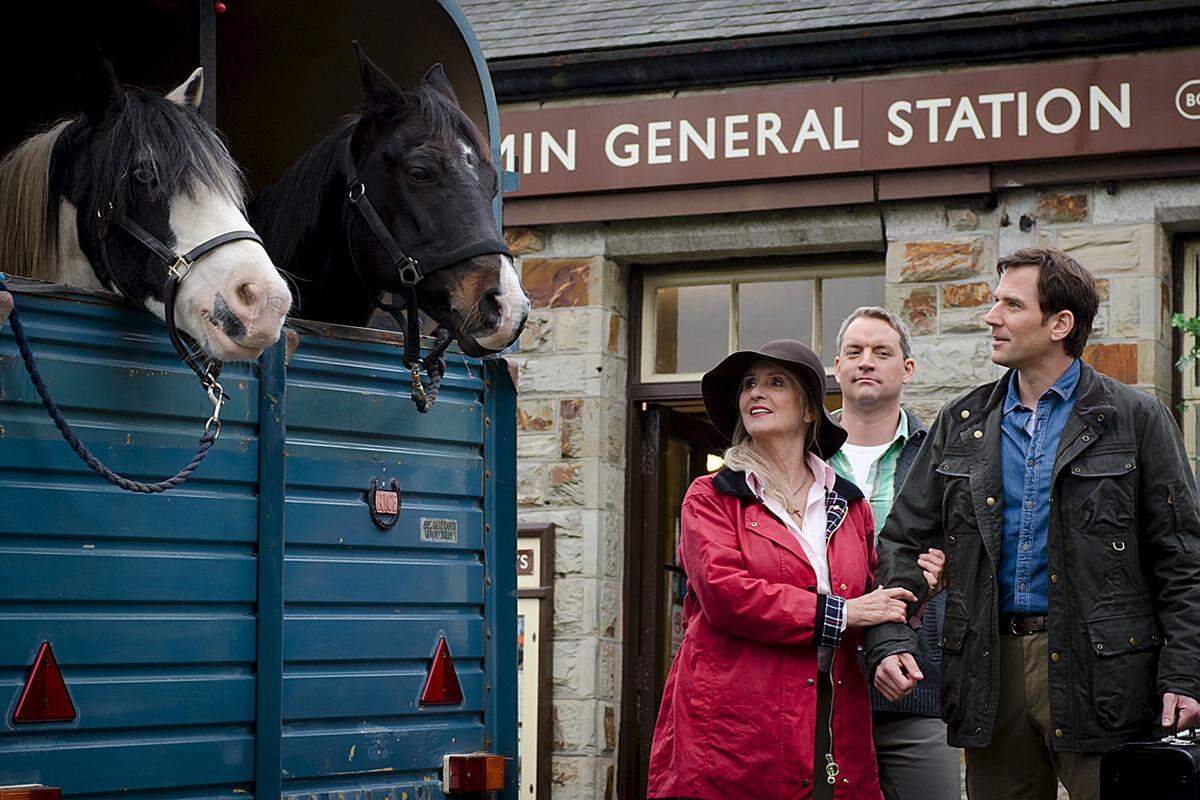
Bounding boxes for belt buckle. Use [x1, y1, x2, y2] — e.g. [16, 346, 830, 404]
[1009, 617, 1021, 635]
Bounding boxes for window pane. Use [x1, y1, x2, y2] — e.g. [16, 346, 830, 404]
[738, 280, 814, 352]
[821, 275, 885, 363]
[654, 284, 731, 374]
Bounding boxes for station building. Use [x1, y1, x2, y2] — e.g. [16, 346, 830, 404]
[461, 2, 1200, 797]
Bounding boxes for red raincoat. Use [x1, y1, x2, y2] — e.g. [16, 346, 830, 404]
[647, 468, 883, 800]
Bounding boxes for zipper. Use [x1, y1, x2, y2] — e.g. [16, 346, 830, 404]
[825, 646, 839, 786]
[825, 515, 844, 791]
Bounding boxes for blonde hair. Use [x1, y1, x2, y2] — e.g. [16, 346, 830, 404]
[721, 367, 822, 510]
[0, 121, 70, 282]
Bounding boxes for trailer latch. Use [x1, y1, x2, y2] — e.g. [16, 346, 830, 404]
[442, 753, 505, 794]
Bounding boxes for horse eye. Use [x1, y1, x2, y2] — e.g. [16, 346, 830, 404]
[132, 164, 159, 187]
[406, 166, 434, 183]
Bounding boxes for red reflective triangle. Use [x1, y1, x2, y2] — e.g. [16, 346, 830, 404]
[13, 642, 75, 724]
[420, 637, 463, 705]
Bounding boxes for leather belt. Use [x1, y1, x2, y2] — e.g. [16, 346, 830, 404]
[1001, 614, 1048, 636]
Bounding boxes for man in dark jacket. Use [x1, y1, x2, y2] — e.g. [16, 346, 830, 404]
[864, 247, 1200, 800]
[830, 306, 960, 800]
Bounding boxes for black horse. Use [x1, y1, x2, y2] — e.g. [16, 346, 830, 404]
[249, 44, 529, 359]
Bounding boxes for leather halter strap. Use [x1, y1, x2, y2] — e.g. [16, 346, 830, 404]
[98, 203, 264, 388]
[341, 139, 511, 372]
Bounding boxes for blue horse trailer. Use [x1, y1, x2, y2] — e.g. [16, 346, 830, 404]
[0, 1, 518, 797]
[0, 285, 517, 799]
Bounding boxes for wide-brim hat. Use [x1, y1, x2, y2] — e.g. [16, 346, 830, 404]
[701, 339, 847, 460]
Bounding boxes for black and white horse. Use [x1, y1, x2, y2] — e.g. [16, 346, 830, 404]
[250, 44, 529, 357]
[0, 62, 290, 362]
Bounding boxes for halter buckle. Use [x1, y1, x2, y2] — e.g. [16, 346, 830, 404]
[348, 181, 366, 202]
[398, 257, 423, 286]
[169, 256, 192, 281]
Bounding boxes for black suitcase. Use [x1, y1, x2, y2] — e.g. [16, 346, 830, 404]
[1101, 731, 1200, 799]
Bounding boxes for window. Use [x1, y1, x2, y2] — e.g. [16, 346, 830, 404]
[1181, 242, 1200, 476]
[640, 265, 884, 383]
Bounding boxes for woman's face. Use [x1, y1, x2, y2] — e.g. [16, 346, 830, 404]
[738, 361, 814, 443]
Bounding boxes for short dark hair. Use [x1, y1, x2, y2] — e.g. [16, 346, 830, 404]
[996, 247, 1099, 358]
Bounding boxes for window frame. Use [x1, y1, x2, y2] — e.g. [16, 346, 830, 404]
[638, 262, 885, 384]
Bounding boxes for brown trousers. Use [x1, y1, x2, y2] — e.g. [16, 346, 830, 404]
[965, 632, 1101, 800]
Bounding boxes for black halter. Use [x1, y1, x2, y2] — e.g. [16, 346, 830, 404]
[97, 202, 264, 390]
[341, 140, 511, 409]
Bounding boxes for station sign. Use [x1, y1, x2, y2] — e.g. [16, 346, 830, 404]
[501, 49, 1200, 198]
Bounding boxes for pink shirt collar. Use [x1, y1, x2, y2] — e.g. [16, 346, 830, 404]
[745, 451, 836, 498]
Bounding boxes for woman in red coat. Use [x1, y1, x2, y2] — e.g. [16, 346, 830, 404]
[647, 340, 919, 800]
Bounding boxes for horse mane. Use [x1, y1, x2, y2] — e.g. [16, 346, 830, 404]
[252, 82, 493, 272]
[0, 89, 245, 283]
[65, 88, 247, 215]
[0, 121, 69, 281]
[249, 119, 354, 271]
[410, 83, 494, 167]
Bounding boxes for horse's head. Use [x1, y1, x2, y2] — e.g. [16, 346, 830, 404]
[347, 45, 529, 357]
[52, 62, 290, 361]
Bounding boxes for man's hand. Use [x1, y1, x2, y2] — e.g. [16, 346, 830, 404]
[874, 652, 923, 702]
[1162, 692, 1200, 730]
[0, 291, 12, 330]
[918, 548, 946, 596]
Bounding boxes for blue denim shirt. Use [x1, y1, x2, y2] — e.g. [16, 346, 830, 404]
[999, 359, 1081, 614]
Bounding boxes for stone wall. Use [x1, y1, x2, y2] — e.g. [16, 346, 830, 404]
[885, 178, 1197, 420]
[506, 225, 628, 800]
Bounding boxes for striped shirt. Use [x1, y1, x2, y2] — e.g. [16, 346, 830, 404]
[830, 410, 910, 541]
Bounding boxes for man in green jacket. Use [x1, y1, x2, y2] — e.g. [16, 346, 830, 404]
[864, 247, 1200, 800]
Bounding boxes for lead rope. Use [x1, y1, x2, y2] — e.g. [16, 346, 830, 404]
[0, 274, 224, 494]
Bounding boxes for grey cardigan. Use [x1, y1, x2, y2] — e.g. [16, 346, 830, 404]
[856, 408, 944, 718]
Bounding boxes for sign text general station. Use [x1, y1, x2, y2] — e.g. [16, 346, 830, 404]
[500, 50, 1200, 198]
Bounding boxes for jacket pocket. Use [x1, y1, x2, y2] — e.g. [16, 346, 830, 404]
[936, 458, 979, 538]
[1087, 612, 1162, 731]
[939, 613, 969, 725]
[1067, 449, 1137, 536]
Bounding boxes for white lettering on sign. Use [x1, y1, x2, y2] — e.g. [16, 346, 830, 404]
[724, 114, 750, 158]
[887, 101, 914, 146]
[605, 123, 640, 167]
[885, 84, 1130, 145]
[497, 48, 1191, 199]
[420, 517, 459, 544]
[501, 129, 578, 174]
[587, 107, 862, 168]
[680, 117, 715, 161]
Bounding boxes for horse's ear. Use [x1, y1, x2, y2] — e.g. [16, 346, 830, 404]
[166, 67, 204, 110]
[421, 63, 459, 104]
[81, 56, 125, 124]
[353, 41, 404, 111]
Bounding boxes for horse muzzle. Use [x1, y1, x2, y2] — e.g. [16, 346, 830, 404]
[205, 283, 291, 358]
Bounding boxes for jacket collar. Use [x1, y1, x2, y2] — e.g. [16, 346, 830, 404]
[710, 465, 864, 546]
[902, 407, 928, 438]
[713, 467, 865, 505]
[977, 361, 1114, 433]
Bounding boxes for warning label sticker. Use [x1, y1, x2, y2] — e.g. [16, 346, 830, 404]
[420, 518, 459, 544]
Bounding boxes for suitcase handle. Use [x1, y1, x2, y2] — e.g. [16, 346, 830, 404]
[1162, 727, 1197, 745]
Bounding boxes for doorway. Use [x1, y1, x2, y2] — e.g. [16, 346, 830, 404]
[619, 403, 726, 798]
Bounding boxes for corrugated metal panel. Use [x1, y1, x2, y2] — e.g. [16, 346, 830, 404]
[0, 291, 259, 798]
[279, 333, 490, 799]
[0, 291, 516, 800]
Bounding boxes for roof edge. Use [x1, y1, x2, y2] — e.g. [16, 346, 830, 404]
[488, 1, 1200, 102]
